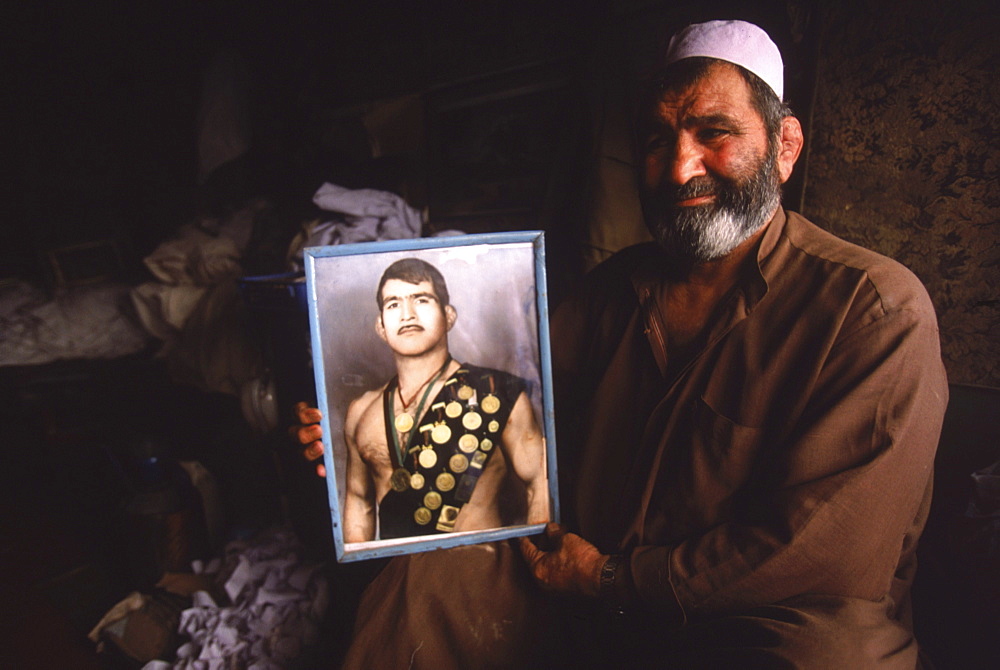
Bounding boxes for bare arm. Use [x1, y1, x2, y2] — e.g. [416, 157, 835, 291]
[342, 398, 376, 543]
[501, 391, 549, 525]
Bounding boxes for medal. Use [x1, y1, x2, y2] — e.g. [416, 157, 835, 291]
[396, 363, 448, 430]
[470, 451, 487, 469]
[394, 412, 414, 433]
[436, 472, 456, 491]
[386, 359, 451, 480]
[418, 447, 438, 469]
[445, 401, 463, 418]
[458, 433, 478, 453]
[480, 438, 493, 451]
[457, 384, 474, 400]
[488, 420, 500, 433]
[410, 472, 425, 489]
[414, 507, 432, 525]
[391, 468, 411, 492]
[462, 411, 482, 431]
[480, 375, 502, 414]
[450, 453, 469, 473]
[481, 394, 501, 414]
[423, 491, 442, 510]
[432, 423, 452, 444]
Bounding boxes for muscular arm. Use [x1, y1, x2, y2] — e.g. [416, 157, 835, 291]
[501, 391, 549, 525]
[343, 398, 376, 543]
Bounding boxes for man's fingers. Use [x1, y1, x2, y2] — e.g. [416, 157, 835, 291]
[296, 424, 323, 446]
[295, 402, 323, 425]
[303, 441, 324, 461]
[292, 402, 327, 478]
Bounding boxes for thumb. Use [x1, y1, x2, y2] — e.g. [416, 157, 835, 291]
[518, 535, 542, 564]
[545, 522, 567, 541]
[540, 522, 567, 551]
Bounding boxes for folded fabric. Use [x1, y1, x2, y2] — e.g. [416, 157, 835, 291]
[141, 527, 329, 670]
[307, 182, 422, 246]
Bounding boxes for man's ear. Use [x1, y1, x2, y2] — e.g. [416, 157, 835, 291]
[445, 305, 457, 331]
[375, 316, 387, 342]
[776, 116, 804, 184]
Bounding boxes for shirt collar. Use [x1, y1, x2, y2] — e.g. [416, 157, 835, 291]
[631, 207, 785, 305]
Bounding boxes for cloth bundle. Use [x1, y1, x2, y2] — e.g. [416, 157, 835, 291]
[141, 527, 329, 670]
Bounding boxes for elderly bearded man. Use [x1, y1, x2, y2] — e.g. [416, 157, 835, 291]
[300, 20, 947, 669]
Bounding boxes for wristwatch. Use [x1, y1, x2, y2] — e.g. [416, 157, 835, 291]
[599, 553, 627, 612]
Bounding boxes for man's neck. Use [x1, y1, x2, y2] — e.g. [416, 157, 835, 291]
[652, 214, 771, 352]
[395, 348, 452, 395]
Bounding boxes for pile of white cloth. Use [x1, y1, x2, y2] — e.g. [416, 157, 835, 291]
[285, 182, 425, 270]
[0, 279, 152, 366]
[142, 527, 329, 670]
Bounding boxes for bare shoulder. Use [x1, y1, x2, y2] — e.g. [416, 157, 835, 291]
[345, 385, 387, 435]
[509, 390, 540, 425]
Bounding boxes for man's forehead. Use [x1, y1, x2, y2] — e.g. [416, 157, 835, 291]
[380, 278, 438, 301]
[649, 63, 758, 125]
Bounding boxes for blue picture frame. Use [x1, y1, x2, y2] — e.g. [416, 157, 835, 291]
[304, 231, 559, 562]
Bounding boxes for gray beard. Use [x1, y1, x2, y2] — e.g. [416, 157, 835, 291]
[646, 144, 782, 261]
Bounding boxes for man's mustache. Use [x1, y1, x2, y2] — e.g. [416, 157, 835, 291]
[664, 176, 722, 205]
[397, 324, 424, 335]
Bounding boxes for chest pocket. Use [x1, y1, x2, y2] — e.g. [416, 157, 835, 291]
[690, 395, 763, 493]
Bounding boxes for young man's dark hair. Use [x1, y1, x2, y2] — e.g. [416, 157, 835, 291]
[376, 258, 451, 309]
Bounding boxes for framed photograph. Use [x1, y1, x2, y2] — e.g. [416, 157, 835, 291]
[304, 231, 559, 562]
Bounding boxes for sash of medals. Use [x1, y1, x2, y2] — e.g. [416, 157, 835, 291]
[381, 363, 509, 534]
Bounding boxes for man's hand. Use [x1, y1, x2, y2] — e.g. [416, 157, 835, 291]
[519, 522, 607, 598]
[292, 402, 326, 477]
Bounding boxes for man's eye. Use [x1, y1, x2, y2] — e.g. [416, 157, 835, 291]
[645, 137, 670, 152]
[699, 128, 729, 141]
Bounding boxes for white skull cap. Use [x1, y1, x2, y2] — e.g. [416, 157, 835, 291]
[664, 20, 783, 100]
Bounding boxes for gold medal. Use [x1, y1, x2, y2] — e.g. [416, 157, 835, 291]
[391, 468, 410, 492]
[488, 420, 500, 433]
[480, 438, 493, 451]
[414, 507, 432, 525]
[457, 384, 474, 400]
[462, 411, 482, 431]
[432, 423, 452, 444]
[445, 401, 463, 418]
[410, 472, 425, 489]
[450, 453, 469, 473]
[458, 433, 478, 453]
[418, 448, 438, 469]
[436, 472, 456, 491]
[481, 394, 501, 414]
[423, 491, 442, 510]
[470, 451, 487, 469]
[394, 412, 414, 433]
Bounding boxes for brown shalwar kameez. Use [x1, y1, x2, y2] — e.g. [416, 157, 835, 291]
[549, 208, 948, 667]
[341, 209, 948, 669]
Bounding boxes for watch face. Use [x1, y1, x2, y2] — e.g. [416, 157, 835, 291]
[599, 555, 624, 600]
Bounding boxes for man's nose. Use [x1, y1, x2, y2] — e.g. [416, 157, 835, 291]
[400, 299, 415, 319]
[669, 134, 707, 186]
